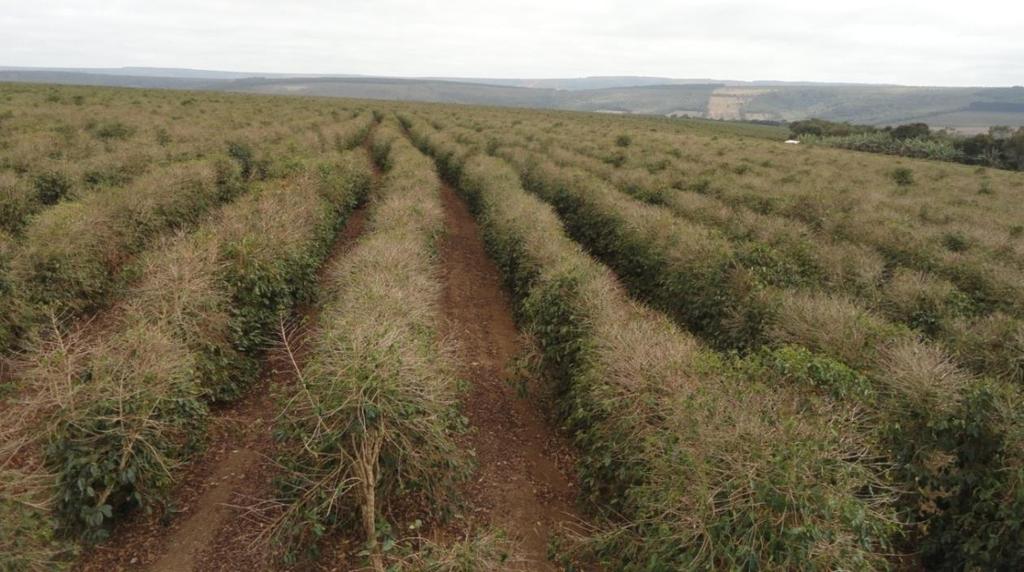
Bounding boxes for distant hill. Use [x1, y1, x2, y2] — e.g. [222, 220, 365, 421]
[428, 76, 722, 90]
[230, 76, 719, 115]
[0, 66, 358, 80]
[0, 69, 219, 89]
[1, 67, 1022, 131]
[432, 76, 880, 91]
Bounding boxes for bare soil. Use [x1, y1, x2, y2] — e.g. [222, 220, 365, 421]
[706, 87, 775, 120]
[437, 183, 581, 570]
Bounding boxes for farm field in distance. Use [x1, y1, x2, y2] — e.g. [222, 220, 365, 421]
[5, 69, 1024, 133]
[2, 82, 1024, 571]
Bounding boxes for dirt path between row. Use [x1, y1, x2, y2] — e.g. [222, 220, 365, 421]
[438, 183, 581, 570]
[74, 156, 376, 572]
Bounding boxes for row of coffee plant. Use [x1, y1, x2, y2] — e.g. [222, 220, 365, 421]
[406, 111, 1024, 571]
[268, 122, 468, 568]
[0, 120, 373, 569]
[404, 115, 900, 571]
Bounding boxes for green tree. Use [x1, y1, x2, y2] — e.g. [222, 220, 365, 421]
[891, 123, 931, 140]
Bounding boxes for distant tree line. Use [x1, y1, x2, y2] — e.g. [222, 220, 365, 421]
[791, 119, 1024, 171]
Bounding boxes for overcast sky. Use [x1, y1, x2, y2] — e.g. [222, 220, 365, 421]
[2, 0, 1022, 86]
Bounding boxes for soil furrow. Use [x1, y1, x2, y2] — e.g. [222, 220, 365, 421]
[437, 183, 581, 570]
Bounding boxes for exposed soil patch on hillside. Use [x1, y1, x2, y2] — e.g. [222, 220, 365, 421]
[706, 87, 775, 120]
[438, 183, 581, 570]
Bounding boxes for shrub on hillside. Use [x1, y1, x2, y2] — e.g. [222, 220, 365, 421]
[226, 141, 259, 180]
[80, 153, 151, 189]
[0, 231, 22, 351]
[45, 324, 207, 538]
[32, 170, 73, 205]
[891, 167, 915, 186]
[945, 312, 1024, 388]
[1, 173, 38, 233]
[789, 118, 872, 137]
[941, 231, 970, 252]
[891, 122, 931, 140]
[882, 269, 972, 337]
[89, 121, 134, 141]
[0, 469, 72, 571]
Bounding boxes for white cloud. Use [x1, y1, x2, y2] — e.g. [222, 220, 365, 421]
[1, 0, 1021, 85]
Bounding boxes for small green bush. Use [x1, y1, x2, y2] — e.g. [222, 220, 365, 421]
[602, 150, 627, 168]
[1, 174, 38, 233]
[944, 312, 1024, 387]
[744, 344, 875, 400]
[889, 378, 1024, 571]
[154, 126, 171, 146]
[941, 231, 970, 253]
[0, 472, 73, 570]
[689, 177, 712, 193]
[0, 232, 24, 350]
[90, 121, 134, 140]
[226, 141, 258, 180]
[82, 164, 137, 188]
[736, 242, 815, 288]
[46, 325, 207, 538]
[890, 167, 915, 186]
[33, 171, 73, 205]
[882, 269, 972, 336]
